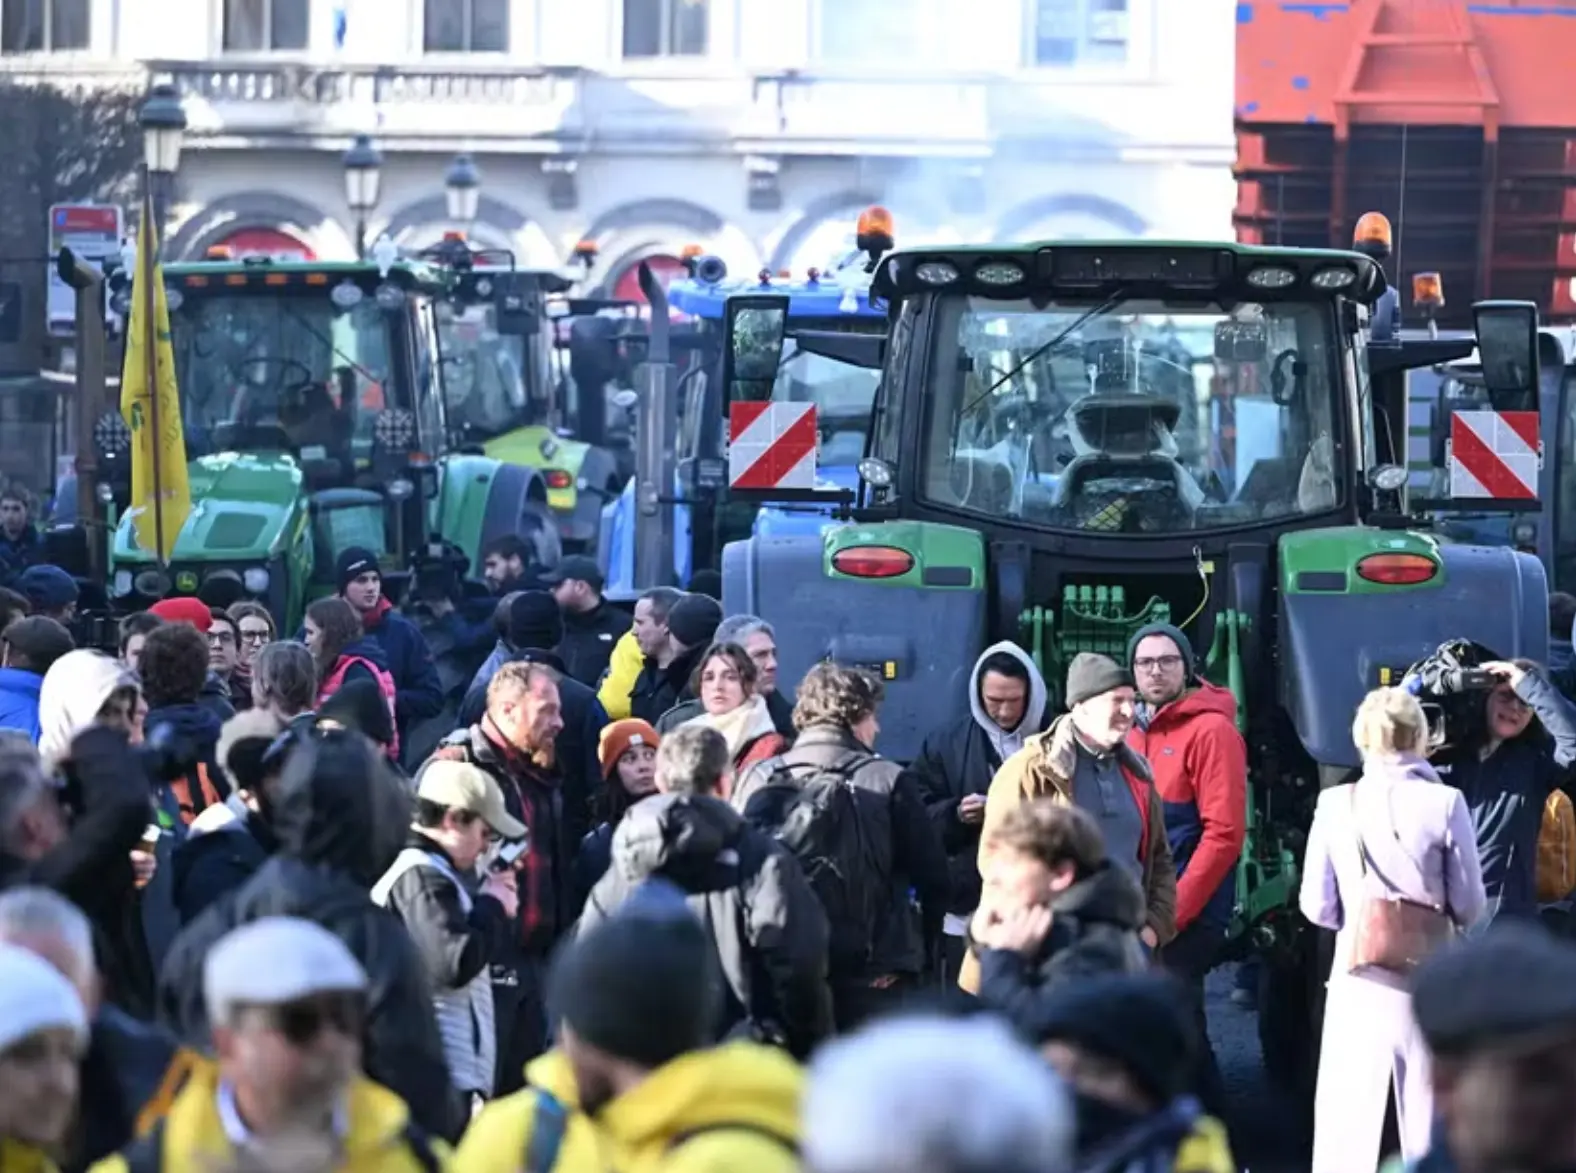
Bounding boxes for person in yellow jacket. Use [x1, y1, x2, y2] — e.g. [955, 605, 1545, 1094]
[1032, 971, 1235, 1173]
[0, 942, 91, 1173]
[598, 589, 683, 722]
[959, 653, 1177, 993]
[92, 917, 446, 1173]
[464, 878, 801, 1173]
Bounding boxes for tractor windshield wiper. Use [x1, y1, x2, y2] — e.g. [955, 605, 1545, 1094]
[958, 287, 1133, 421]
[282, 307, 383, 386]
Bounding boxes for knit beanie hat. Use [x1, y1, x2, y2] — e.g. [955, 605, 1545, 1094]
[1026, 972, 1197, 1104]
[1126, 622, 1195, 680]
[548, 879, 722, 1067]
[1064, 652, 1133, 709]
[598, 718, 660, 780]
[336, 547, 380, 595]
[666, 594, 722, 650]
[503, 590, 565, 651]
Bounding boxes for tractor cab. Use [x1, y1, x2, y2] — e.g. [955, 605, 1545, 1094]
[599, 209, 892, 593]
[92, 248, 507, 631]
[718, 216, 1548, 1088]
[425, 235, 632, 554]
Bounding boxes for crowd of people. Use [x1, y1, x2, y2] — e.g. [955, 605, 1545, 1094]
[0, 502, 1572, 1172]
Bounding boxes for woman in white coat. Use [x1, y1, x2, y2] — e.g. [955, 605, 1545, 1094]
[1300, 685, 1487, 1173]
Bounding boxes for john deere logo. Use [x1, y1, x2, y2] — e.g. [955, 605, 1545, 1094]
[175, 571, 198, 593]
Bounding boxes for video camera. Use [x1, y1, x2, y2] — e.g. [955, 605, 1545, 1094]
[56, 719, 201, 820]
[1400, 637, 1503, 752]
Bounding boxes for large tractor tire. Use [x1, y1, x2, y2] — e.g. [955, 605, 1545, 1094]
[480, 465, 562, 571]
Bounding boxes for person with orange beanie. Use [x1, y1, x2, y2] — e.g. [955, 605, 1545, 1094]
[571, 719, 660, 912]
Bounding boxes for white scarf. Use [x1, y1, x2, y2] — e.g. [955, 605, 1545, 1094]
[688, 694, 777, 760]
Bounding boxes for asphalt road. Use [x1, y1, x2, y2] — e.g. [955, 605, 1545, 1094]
[1206, 965, 1313, 1172]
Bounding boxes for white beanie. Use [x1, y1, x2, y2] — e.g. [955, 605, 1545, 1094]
[0, 942, 88, 1053]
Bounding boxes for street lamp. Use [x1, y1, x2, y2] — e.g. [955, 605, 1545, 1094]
[138, 83, 187, 243]
[444, 153, 481, 228]
[343, 134, 383, 260]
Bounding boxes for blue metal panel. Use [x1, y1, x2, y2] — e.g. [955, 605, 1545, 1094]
[667, 277, 883, 320]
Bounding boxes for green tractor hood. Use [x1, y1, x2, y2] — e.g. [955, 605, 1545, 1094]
[111, 453, 305, 565]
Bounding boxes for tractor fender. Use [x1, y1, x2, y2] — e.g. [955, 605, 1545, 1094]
[1278, 536, 1548, 772]
[480, 461, 562, 571]
[722, 526, 987, 763]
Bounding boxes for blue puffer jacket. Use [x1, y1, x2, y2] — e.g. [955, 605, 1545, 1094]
[358, 598, 444, 731]
[0, 667, 44, 740]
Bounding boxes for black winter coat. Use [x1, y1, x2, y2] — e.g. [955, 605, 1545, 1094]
[580, 792, 833, 1059]
[974, 862, 1148, 1035]
[67, 1005, 182, 1173]
[908, 714, 1011, 917]
[156, 736, 464, 1143]
[558, 600, 631, 688]
[630, 644, 707, 727]
[169, 810, 272, 925]
[733, 724, 950, 983]
[0, 726, 156, 1018]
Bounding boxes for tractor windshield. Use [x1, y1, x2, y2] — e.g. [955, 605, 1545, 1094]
[775, 346, 880, 468]
[437, 303, 541, 437]
[171, 293, 394, 459]
[918, 296, 1342, 534]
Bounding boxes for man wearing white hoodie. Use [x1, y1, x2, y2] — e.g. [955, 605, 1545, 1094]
[908, 642, 1048, 986]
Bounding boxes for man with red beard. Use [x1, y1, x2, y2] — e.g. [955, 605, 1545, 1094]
[422, 659, 566, 1096]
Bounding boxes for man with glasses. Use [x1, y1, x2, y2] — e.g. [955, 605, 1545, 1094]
[100, 916, 443, 1172]
[1123, 622, 1246, 1118]
[373, 761, 522, 1111]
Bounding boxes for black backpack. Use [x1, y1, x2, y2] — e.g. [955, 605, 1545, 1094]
[741, 755, 887, 972]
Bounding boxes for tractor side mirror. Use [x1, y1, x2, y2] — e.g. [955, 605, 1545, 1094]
[722, 294, 789, 404]
[1472, 300, 1539, 409]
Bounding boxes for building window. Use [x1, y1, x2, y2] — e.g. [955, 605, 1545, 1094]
[1, 0, 90, 53]
[222, 0, 309, 52]
[815, 0, 973, 66]
[424, 0, 509, 52]
[1031, 0, 1130, 67]
[622, 0, 708, 58]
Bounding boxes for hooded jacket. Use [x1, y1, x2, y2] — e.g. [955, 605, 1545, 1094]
[141, 699, 227, 825]
[155, 735, 464, 1143]
[0, 665, 44, 740]
[453, 1050, 609, 1173]
[910, 641, 1049, 917]
[972, 862, 1149, 1029]
[959, 715, 1177, 994]
[599, 1041, 802, 1173]
[1126, 681, 1246, 934]
[580, 792, 833, 1059]
[358, 596, 446, 733]
[37, 650, 134, 765]
[87, 1062, 446, 1173]
[458, 647, 608, 850]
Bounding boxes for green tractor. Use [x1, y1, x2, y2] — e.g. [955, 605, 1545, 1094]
[716, 221, 1550, 1086]
[89, 251, 560, 631]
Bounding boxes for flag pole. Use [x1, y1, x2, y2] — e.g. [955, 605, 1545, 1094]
[142, 175, 166, 566]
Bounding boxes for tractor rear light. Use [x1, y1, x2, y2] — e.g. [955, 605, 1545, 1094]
[545, 469, 573, 490]
[831, 546, 914, 579]
[1355, 553, 1437, 585]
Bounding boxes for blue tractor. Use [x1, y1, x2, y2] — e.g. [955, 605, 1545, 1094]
[598, 230, 888, 592]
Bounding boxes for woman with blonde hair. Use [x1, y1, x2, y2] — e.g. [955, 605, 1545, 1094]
[1301, 685, 1487, 1173]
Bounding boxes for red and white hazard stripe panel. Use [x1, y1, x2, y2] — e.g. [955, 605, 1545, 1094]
[728, 402, 818, 490]
[1448, 410, 1540, 500]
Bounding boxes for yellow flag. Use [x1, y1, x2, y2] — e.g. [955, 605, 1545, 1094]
[119, 189, 190, 562]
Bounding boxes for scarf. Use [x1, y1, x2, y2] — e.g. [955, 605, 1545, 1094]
[689, 694, 777, 760]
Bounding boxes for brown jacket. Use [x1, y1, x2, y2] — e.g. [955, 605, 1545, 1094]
[958, 714, 1178, 993]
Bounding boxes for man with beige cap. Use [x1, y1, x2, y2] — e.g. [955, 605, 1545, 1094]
[373, 760, 524, 1107]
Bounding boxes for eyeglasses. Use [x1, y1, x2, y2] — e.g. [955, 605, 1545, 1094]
[207, 630, 236, 647]
[1133, 654, 1184, 673]
[239, 628, 271, 644]
[247, 992, 366, 1046]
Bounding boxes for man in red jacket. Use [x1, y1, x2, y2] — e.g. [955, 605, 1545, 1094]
[1124, 622, 1245, 1117]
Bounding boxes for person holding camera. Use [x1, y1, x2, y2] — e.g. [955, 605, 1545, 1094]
[372, 760, 522, 1111]
[1426, 656, 1576, 923]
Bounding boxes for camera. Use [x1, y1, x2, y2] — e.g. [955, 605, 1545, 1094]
[1402, 638, 1501, 750]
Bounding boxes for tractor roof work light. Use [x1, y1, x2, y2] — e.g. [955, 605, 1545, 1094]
[1353, 211, 1393, 262]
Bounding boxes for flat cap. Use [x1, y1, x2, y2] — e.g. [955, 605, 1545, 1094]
[1413, 920, 1576, 1057]
[204, 916, 367, 1019]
